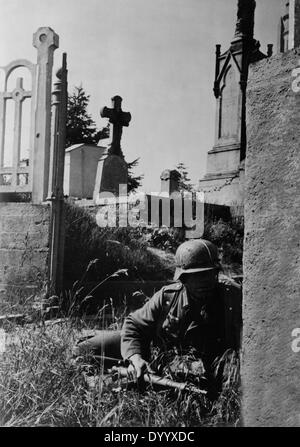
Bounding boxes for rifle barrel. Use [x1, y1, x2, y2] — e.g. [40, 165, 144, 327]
[112, 366, 207, 395]
[93, 355, 124, 364]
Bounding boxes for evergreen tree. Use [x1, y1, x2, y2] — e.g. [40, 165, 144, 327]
[66, 85, 98, 147]
[127, 158, 144, 193]
[175, 162, 195, 193]
[95, 123, 110, 142]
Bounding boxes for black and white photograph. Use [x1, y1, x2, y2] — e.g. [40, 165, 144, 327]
[0, 0, 299, 431]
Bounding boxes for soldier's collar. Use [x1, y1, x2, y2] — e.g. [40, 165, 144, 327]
[181, 286, 190, 309]
[184, 286, 217, 308]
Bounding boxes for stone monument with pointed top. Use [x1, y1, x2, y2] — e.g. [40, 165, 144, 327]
[198, 0, 271, 209]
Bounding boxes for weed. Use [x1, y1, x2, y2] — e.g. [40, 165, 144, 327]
[0, 315, 240, 427]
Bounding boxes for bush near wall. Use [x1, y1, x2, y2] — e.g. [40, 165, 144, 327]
[203, 216, 244, 274]
[64, 202, 243, 287]
[148, 216, 244, 272]
[64, 202, 174, 285]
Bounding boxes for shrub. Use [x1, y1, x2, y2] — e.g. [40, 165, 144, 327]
[203, 216, 244, 273]
[63, 202, 173, 285]
[63, 201, 243, 288]
[148, 227, 185, 252]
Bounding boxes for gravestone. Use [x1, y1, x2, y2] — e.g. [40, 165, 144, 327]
[160, 169, 181, 196]
[64, 143, 106, 199]
[242, 51, 300, 427]
[94, 96, 131, 198]
[198, 0, 269, 208]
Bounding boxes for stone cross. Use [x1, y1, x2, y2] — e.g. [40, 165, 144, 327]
[100, 96, 131, 158]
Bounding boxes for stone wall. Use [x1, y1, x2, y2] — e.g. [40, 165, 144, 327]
[0, 203, 50, 297]
[242, 49, 300, 426]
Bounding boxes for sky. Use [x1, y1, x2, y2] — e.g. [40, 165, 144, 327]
[0, 0, 282, 193]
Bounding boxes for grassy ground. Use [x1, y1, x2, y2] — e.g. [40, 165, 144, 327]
[0, 249, 242, 426]
[0, 205, 243, 426]
[0, 312, 240, 427]
[0, 258, 241, 427]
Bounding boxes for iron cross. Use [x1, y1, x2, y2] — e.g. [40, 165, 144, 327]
[100, 96, 131, 157]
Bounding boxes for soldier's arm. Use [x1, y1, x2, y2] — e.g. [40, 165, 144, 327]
[121, 289, 164, 362]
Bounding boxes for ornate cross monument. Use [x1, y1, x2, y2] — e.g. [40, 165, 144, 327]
[94, 96, 131, 198]
[100, 95, 131, 158]
[199, 0, 271, 208]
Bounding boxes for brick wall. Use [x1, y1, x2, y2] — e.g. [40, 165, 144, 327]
[0, 203, 50, 296]
[242, 50, 300, 426]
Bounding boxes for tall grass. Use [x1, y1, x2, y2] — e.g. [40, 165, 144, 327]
[0, 203, 242, 427]
[0, 314, 240, 427]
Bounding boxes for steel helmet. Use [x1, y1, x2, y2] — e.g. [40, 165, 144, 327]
[174, 239, 220, 281]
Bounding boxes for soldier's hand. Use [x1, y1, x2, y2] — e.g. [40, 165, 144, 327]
[127, 354, 154, 381]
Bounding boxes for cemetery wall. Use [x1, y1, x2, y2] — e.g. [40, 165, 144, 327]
[0, 203, 50, 297]
[242, 49, 300, 426]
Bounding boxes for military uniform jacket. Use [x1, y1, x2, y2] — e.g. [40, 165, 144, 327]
[121, 276, 242, 364]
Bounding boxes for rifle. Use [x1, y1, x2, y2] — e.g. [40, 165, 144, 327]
[91, 354, 207, 396]
[109, 365, 207, 396]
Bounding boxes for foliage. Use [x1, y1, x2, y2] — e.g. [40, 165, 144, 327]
[146, 214, 243, 274]
[0, 315, 240, 427]
[127, 158, 144, 193]
[66, 85, 98, 147]
[203, 216, 244, 273]
[209, 350, 241, 426]
[148, 227, 185, 253]
[63, 202, 173, 285]
[95, 123, 110, 142]
[175, 162, 195, 193]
